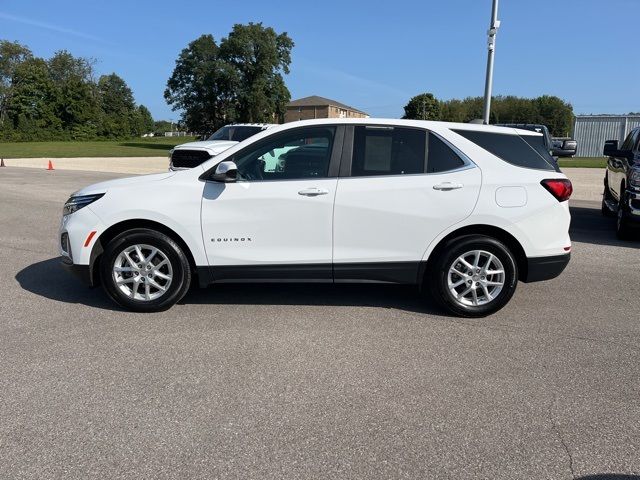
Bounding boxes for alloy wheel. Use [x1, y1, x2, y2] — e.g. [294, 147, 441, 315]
[447, 250, 505, 307]
[112, 244, 173, 301]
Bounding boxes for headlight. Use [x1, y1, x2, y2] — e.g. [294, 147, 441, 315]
[629, 169, 640, 189]
[63, 193, 104, 216]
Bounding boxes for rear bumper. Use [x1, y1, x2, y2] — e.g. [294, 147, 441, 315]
[60, 257, 94, 286]
[523, 253, 570, 283]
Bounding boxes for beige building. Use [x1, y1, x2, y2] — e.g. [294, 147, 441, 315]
[284, 95, 369, 123]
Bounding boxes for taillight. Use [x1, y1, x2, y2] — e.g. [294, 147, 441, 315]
[541, 179, 572, 202]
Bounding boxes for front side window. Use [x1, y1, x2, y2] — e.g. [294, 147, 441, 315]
[352, 126, 426, 176]
[233, 127, 335, 181]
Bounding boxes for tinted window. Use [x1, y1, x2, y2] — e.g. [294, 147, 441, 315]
[427, 133, 465, 173]
[208, 126, 264, 142]
[622, 130, 639, 150]
[352, 126, 425, 176]
[453, 129, 555, 171]
[233, 127, 334, 181]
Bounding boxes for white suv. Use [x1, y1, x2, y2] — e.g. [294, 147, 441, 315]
[60, 119, 572, 317]
[169, 123, 276, 170]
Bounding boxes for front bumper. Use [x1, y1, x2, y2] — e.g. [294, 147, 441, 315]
[623, 188, 640, 224]
[523, 253, 570, 283]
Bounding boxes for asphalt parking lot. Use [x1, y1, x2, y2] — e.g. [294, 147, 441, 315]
[1, 167, 639, 480]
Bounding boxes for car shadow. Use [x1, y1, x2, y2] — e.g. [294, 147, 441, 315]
[570, 201, 640, 248]
[15, 258, 121, 311]
[15, 258, 447, 316]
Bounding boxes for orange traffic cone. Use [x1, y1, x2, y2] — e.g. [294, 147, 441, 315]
[0, 158, 5, 167]
[47, 160, 54, 170]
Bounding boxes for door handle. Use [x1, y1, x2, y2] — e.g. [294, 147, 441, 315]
[298, 187, 329, 197]
[433, 182, 463, 191]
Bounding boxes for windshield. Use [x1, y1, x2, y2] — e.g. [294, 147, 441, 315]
[208, 126, 264, 142]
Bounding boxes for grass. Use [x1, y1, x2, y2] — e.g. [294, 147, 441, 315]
[0, 136, 199, 158]
[558, 157, 606, 168]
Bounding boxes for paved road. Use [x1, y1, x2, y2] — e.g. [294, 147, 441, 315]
[1, 167, 639, 480]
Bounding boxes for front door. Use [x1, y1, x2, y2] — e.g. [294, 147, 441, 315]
[201, 125, 341, 281]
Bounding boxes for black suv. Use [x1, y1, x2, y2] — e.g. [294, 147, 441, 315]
[602, 128, 640, 239]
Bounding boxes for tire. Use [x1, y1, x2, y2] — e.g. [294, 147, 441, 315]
[616, 192, 633, 240]
[100, 229, 191, 312]
[426, 235, 518, 318]
[602, 177, 615, 217]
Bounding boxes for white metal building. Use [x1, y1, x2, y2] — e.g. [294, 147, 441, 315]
[573, 115, 640, 157]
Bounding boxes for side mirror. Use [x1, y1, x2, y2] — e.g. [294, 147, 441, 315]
[211, 161, 238, 182]
[552, 139, 578, 158]
[603, 140, 619, 157]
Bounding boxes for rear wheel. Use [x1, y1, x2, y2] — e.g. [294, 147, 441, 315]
[100, 229, 191, 312]
[427, 235, 518, 318]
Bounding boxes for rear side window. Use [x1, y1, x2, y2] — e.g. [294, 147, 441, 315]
[352, 126, 425, 176]
[427, 134, 465, 173]
[453, 129, 555, 171]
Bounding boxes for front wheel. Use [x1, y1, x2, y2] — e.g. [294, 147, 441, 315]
[100, 229, 191, 312]
[616, 193, 634, 240]
[427, 235, 518, 318]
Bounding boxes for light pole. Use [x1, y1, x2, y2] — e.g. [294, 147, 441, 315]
[482, 0, 500, 124]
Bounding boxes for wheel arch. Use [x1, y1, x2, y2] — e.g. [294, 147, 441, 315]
[420, 224, 528, 284]
[89, 219, 199, 287]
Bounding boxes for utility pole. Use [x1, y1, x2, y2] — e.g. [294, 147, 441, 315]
[482, 0, 500, 124]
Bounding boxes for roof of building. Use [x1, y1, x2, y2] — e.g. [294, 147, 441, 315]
[287, 95, 368, 115]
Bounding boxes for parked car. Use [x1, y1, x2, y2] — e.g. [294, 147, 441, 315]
[602, 127, 640, 239]
[495, 123, 578, 166]
[169, 123, 276, 170]
[60, 119, 572, 317]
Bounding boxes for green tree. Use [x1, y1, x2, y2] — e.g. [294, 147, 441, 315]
[7, 58, 61, 139]
[0, 40, 32, 129]
[98, 73, 137, 137]
[48, 50, 99, 138]
[133, 105, 155, 135]
[402, 93, 441, 120]
[165, 34, 231, 135]
[219, 23, 293, 123]
[165, 24, 294, 133]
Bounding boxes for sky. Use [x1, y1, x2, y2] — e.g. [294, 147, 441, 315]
[1, 0, 638, 121]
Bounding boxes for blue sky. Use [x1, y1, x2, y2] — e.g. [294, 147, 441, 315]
[1, 0, 638, 120]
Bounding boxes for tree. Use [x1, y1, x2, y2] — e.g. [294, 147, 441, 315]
[165, 24, 294, 133]
[402, 93, 441, 120]
[133, 105, 155, 135]
[0, 40, 32, 127]
[7, 58, 61, 139]
[48, 50, 99, 138]
[219, 23, 293, 123]
[165, 34, 230, 135]
[98, 73, 137, 137]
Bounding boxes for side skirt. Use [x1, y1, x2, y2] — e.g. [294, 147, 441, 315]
[196, 262, 422, 287]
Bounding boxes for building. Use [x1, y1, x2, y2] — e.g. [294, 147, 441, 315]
[284, 95, 369, 123]
[573, 115, 640, 157]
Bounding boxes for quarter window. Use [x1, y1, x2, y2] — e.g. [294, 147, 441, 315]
[352, 126, 426, 176]
[427, 134, 465, 173]
[233, 127, 335, 181]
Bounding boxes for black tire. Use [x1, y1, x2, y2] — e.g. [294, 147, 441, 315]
[602, 176, 615, 217]
[616, 193, 633, 240]
[426, 235, 518, 318]
[100, 229, 191, 312]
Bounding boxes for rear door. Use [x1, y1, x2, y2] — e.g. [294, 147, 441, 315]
[332, 125, 481, 283]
